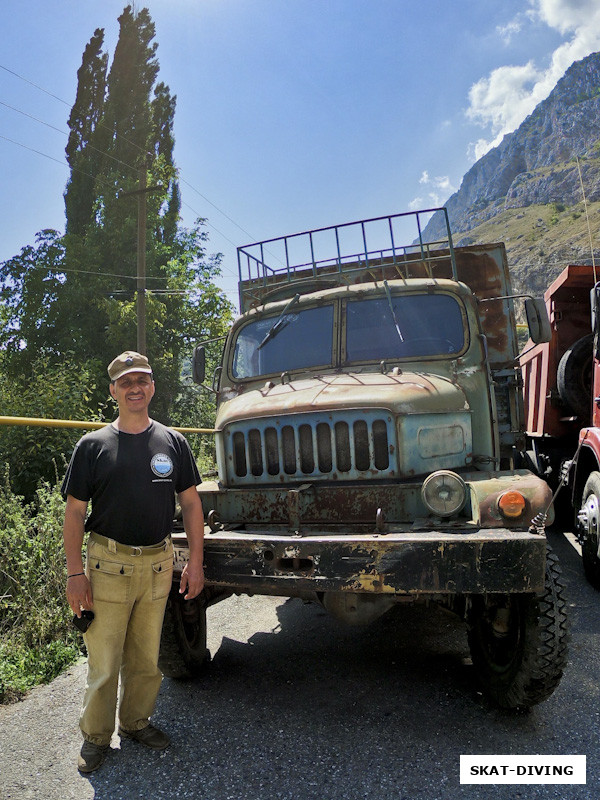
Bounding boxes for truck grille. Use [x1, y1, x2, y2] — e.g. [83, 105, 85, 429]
[224, 411, 396, 484]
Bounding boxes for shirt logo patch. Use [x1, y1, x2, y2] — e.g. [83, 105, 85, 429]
[151, 453, 174, 477]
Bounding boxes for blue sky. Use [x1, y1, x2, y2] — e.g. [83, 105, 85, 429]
[1, 0, 598, 306]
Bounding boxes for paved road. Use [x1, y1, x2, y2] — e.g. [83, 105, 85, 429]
[0, 528, 598, 800]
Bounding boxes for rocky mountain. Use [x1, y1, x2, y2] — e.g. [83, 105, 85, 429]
[422, 51, 600, 295]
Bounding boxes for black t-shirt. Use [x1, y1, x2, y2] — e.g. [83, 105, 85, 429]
[61, 421, 201, 545]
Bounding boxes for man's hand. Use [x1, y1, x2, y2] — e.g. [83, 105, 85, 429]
[179, 561, 205, 600]
[66, 573, 93, 616]
[177, 484, 205, 600]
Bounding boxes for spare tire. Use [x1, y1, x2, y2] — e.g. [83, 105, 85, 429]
[556, 333, 594, 421]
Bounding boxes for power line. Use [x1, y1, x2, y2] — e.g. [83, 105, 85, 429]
[0, 108, 244, 279]
[0, 132, 72, 170]
[0, 60, 262, 300]
[0, 62, 154, 162]
[0, 63, 71, 107]
[0, 126, 239, 282]
[0, 98, 141, 178]
[1, 60, 257, 247]
[179, 177, 256, 242]
[0, 131, 134, 201]
[24, 262, 168, 282]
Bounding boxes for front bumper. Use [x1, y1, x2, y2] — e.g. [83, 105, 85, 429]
[173, 526, 547, 597]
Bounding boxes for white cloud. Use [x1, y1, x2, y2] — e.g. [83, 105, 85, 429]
[433, 175, 455, 193]
[536, 0, 594, 34]
[411, 172, 458, 208]
[466, 0, 600, 159]
[419, 171, 456, 194]
[497, 18, 523, 45]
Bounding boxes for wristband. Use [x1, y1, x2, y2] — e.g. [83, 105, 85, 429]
[67, 572, 85, 579]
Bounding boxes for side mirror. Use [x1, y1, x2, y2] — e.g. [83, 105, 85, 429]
[525, 298, 552, 344]
[192, 346, 206, 384]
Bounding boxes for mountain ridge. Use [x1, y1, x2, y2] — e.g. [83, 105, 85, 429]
[422, 51, 600, 293]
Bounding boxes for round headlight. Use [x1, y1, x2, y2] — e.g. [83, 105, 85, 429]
[421, 470, 467, 517]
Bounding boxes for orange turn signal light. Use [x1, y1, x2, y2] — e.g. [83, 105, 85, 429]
[498, 490, 526, 518]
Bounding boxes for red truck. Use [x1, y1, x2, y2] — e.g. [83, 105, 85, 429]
[521, 263, 600, 587]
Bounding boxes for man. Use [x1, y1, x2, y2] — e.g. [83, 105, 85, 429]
[62, 351, 205, 774]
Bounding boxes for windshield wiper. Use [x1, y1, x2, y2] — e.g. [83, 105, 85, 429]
[383, 281, 404, 343]
[257, 293, 301, 350]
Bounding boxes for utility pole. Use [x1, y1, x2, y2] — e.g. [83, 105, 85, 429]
[136, 165, 147, 354]
[121, 168, 162, 355]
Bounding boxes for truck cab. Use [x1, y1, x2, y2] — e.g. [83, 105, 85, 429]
[161, 209, 568, 710]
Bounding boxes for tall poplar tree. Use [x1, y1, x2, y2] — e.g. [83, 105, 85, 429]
[59, 4, 231, 420]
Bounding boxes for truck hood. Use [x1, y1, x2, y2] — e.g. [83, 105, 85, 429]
[217, 372, 469, 427]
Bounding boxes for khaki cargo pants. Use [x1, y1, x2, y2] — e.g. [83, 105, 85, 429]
[81, 532, 173, 746]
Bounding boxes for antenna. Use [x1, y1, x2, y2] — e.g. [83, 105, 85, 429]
[576, 156, 597, 284]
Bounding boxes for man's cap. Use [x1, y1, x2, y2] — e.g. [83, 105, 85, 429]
[108, 351, 153, 381]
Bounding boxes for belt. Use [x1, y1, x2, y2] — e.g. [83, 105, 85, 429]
[90, 532, 171, 556]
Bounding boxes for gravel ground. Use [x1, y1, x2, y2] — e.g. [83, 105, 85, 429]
[0, 530, 598, 800]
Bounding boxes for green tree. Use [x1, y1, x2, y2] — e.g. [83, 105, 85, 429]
[0, 230, 67, 371]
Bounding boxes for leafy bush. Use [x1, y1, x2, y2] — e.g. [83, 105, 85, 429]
[0, 354, 107, 499]
[0, 470, 82, 703]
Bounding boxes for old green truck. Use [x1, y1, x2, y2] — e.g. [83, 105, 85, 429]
[160, 209, 568, 709]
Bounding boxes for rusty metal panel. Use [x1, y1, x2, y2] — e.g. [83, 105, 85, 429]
[521, 343, 548, 436]
[200, 481, 423, 526]
[184, 528, 547, 596]
[466, 469, 554, 527]
[198, 469, 553, 531]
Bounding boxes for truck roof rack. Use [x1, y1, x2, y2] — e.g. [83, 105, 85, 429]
[237, 208, 457, 311]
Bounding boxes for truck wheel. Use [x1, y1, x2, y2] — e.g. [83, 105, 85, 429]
[158, 590, 211, 679]
[556, 333, 593, 421]
[577, 471, 600, 589]
[467, 547, 568, 709]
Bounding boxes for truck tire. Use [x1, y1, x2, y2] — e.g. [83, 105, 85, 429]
[556, 333, 593, 421]
[577, 471, 600, 590]
[467, 546, 568, 709]
[158, 590, 211, 679]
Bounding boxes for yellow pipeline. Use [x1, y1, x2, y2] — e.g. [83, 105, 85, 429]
[0, 416, 216, 435]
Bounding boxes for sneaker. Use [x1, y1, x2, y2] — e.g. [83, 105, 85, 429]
[78, 740, 108, 773]
[118, 723, 170, 750]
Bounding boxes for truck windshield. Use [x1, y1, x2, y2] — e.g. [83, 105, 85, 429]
[232, 304, 334, 378]
[346, 293, 465, 361]
[231, 292, 466, 379]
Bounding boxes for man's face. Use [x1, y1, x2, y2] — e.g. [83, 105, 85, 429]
[109, 371, 155, 412]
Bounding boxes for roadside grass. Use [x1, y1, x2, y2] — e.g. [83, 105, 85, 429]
[0, 468, 82, 703]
